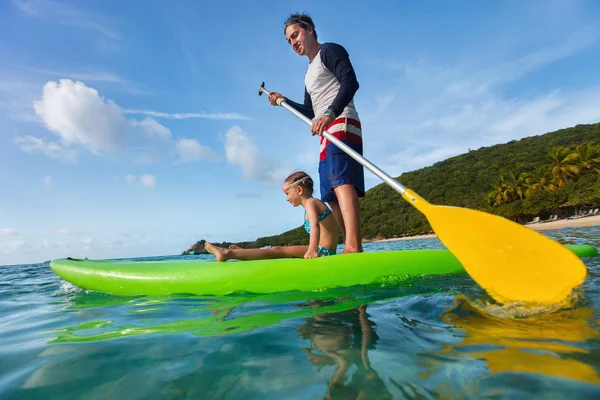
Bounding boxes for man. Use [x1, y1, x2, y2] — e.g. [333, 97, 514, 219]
[268, 13, 365, 254]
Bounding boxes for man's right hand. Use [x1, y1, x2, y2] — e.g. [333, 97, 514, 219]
[268, 92, 285, 106]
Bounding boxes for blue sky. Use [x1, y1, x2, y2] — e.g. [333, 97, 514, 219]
[1, 0, 600, 265]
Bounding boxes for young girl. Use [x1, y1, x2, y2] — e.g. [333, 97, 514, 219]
[205, 171, 339, 261]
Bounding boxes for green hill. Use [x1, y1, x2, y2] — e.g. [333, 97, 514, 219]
[184, 122, 600, 252]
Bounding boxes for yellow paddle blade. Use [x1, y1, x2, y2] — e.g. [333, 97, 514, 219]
[401, 189, 587, 304]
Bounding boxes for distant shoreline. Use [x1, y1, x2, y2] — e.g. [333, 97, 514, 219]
[371, 215, 600, 243]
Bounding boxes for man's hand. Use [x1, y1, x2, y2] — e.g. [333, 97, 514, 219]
[268, 92, 285, 106]
[311, 115, 333, 136]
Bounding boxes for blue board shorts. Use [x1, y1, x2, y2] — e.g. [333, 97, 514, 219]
[318, 118, 365, 203]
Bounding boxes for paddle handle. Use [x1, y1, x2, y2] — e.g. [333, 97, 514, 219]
[258, 83, 407, 195]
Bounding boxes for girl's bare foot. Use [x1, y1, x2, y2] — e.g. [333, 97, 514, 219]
[204, 242, 230, 262]
[229, 244, 241, 249]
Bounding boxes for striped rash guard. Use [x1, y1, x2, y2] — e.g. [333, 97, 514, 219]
[285, 42, 362, 160]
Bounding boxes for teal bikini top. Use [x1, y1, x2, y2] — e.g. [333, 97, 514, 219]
[304, 208, 332, 233]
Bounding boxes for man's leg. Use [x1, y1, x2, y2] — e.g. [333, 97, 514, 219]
[332, 184, 362, 253]
[327, 199, 345, 243]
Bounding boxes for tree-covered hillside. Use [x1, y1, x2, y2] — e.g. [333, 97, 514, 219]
[183, 122, 600, 253]
[358, 122, 600, 239]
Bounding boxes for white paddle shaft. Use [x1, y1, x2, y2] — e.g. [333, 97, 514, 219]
[260, 86, 407, 195]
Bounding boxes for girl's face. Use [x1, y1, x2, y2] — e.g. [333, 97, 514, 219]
[283, 183, 303, 207]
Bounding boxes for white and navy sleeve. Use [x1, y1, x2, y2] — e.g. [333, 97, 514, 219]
[285, 88, 315, 119]
[320, 43, 359, 118]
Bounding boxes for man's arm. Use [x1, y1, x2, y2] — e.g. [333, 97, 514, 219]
[320, 43, 359, 118]
[285, 88, 315, 119]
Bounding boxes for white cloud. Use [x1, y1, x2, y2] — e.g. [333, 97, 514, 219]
[361, 29, 600, 178]
[135, 117, 172, 140]
[224, 125, 262, 179]
[235, 193, 262, 199]
[22, 67, 149, 95]
[14, 0, 120, 41]
[176, 138, 219, 162]
[14, 135, 78, 163]
[379, 147, 467, 179]
[125, 174, 156, 188]
[124, 109, 251, 121]
[33, 79, 125, 151]
[25, 68, 124, 83]
[42, 239, 71, 251]
[0, 240, 29, 254]
[0, 228, 19, 236]
[81, 237, 92, 250]
[0, 78, 40, 96]
[102, 239, 129, 249]
[56, 228, 74, 235]
[18, 79, 220, 165]
[456, 31, 599, 96]
[0, 73, 49, 121]
[139, 174, 156, 188]
[375, 93, 395, 110]
[43, 176, 53, 186]
[224, 126, 292, 185]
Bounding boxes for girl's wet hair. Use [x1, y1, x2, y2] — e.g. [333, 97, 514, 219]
[284, 171, 314, 193]
[283, 13, 318, 40]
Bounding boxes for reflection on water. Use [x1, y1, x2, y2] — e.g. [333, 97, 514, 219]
[51, 274, 457, 344]
[52, 290, 374, 343]
[430, 295, 600, 389]
[297, 303, 392, 399]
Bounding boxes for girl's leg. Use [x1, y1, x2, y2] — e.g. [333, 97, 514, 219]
[205, 243, 307, 262]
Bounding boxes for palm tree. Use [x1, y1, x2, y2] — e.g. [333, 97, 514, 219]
[573, 142, 600, 174]
[505, 170, 529, 200]
[547, 146, 580, 187]
[525, 166, 554, 196]
[487, 175, 511, 207]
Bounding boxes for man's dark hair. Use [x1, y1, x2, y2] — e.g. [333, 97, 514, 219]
[284, 13, 318, 40]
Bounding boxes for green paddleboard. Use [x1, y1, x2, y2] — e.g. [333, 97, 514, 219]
[50, 244, 597, 296]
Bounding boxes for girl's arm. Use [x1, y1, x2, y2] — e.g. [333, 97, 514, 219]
[304, 201, 321, 258]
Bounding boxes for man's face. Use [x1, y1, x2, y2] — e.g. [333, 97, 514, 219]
[285, 23, 315, 56]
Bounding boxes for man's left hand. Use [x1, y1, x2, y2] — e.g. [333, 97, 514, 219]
[310, 115, 333, 136]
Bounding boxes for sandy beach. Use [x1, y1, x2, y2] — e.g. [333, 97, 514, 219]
[373, 215, 600, 243]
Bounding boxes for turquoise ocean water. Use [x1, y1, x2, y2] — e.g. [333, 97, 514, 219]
[2, 226, 600, 399]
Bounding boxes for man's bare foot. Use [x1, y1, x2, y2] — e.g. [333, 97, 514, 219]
[229, 244, 241, 249]
[339, 246, 363, 254]
[204, 242, 230, 262]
